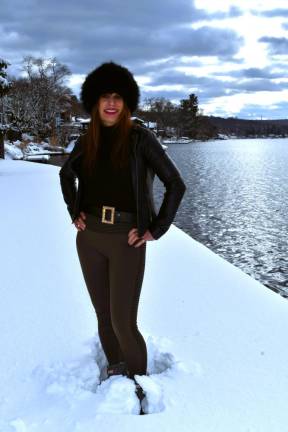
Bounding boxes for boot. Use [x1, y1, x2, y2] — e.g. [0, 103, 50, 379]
[132, 377, 147, 415]
[106, 361, 128, 379]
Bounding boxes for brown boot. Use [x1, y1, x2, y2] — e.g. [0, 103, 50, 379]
[131, 377, 147, 415]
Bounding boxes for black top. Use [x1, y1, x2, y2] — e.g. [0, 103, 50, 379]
[80, 124, 137, 213]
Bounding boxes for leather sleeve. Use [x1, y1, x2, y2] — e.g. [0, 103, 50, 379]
[142, 129, 186, 240]
[58, 137, 81, 223]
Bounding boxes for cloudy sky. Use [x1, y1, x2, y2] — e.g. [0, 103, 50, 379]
[2, 0, 288, 119]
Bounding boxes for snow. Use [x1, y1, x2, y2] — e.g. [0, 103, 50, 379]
[163, 137, 198, 144]
[3, 139, 71, 161]
[1, 158, 288, 431]
[0, 75, 9, 87]
[65, 138, 78, 153]
[4, 141, 23, 160]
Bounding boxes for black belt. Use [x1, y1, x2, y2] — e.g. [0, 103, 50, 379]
[85, 205, 137, 224]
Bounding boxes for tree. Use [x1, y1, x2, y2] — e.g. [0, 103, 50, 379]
[6, 55, 72, 140]
[196, 116, 218, 139]
[0, 59, 11, 96]
[178, 93, 199, 138]
[137, 97, 178, 136]
[137, 93, 218, 140]
[0, 58, 12, 158]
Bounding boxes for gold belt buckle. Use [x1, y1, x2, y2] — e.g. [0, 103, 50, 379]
[102, 206, 115, 224]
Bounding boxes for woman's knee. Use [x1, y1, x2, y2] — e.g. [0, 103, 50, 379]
[111, 314, 138, 340]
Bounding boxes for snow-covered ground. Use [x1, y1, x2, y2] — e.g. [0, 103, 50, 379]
[4, 139, 73, 162]
[1, 158, 288, 432]
[163, 137, 196, 144]
[4, 136, 165, 159]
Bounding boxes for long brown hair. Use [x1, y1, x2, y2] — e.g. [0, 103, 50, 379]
[81, 100, 133, 177]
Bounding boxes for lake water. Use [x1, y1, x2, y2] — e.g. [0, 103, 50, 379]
[155, 138, 288, 297]
[53, 137, 288, 297]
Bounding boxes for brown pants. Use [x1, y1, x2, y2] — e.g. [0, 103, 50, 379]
[75, 212, 147, 378]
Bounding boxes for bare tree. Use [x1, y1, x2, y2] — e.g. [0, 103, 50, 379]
[137, 97, 179, 136]
[6, 55, 72, 141]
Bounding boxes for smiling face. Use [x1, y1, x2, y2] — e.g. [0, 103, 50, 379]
[98, 92, 124, 126]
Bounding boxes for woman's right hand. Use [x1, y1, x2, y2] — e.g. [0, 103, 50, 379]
[74, 211, 86, 231]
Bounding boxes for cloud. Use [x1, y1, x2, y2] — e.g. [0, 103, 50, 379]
[166, 26, 243, 58]
[234, 100, 288, 119]
[253, 8, 288, 17]
[234, 78, 288, 92]
[216, 67, 285, 79]
[196, 5, 243, 19]
[1, 0, 288, 118]
[1, 0, 243, 76]
[141, 64, 288, 111]
[259, 36, 288, 55]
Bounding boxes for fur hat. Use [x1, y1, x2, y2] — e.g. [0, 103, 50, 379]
[80, 61, 140, 115]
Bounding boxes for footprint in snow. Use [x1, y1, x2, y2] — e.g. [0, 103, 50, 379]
[30, 332, 198, 415]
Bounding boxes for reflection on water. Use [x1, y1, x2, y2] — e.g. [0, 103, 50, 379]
[153, 138, 288, 297]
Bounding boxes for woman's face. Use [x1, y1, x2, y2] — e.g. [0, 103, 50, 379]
[98, 92, 124, 126]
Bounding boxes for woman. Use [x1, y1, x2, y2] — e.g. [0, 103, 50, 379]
[59, 61, 186, 414]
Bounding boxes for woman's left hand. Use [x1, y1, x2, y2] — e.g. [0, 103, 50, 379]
[128, 228, 155, 247]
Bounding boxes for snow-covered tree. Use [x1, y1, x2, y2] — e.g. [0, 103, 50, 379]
[0, 59, 11, 98]
[6, 55, 73, 139]
[0, 58, 12, 159]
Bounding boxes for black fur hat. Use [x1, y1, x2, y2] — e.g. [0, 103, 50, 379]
[80, 61, 140, 115]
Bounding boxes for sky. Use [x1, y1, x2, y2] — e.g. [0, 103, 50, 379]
[1, 0, 288, 119]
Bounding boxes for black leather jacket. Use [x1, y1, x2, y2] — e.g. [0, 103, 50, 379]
[59, 123, 186, 240]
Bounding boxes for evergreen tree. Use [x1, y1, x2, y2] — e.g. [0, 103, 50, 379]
[178, 93, 199, 138]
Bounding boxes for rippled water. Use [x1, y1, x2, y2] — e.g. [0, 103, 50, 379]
[153, 138, 288, 297]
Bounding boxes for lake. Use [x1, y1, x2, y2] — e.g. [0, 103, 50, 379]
[157, 138, 288, 297]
